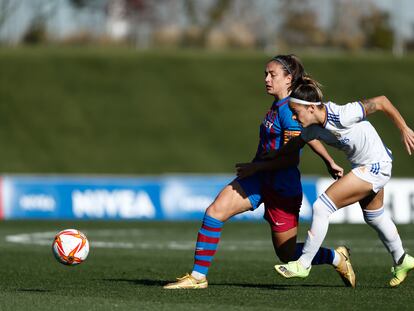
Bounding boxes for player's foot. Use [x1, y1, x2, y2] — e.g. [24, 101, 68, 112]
[390, 254, 414, 287]
[334, 246, 356, 288]
[274, 260, 311, 279]
[163, 273, 208, 289]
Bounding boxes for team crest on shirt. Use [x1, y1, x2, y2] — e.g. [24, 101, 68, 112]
[330, 131, 341, 139]
[329, 130, 350, 145]
[339, 137, 350, 144]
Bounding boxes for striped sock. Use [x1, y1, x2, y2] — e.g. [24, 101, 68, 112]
[299, 193, 337, 268]
[191, 214, 223, 278]
[294, 243, 335, 265]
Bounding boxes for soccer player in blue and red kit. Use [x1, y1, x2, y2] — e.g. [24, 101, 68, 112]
[164, 54, 355, 289]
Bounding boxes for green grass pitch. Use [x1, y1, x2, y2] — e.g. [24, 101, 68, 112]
[0, 220, 413, 310]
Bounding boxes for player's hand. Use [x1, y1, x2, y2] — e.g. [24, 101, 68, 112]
[235, 162, 259, 179]
[401, 126, 414, 155]
[327, 161, 344, 179]
[259, 150, 278, 160]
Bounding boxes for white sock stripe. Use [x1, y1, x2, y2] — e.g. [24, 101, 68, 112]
[363, 208, 384, 215]
[363, 207, 385, 219]
[320, 193, 337, 213]
[320, 193, 336, 208]
[320, 197, 336, 213]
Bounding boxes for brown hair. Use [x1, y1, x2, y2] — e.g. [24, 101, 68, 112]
[270, 54, 322, 94]
[290, 77, 323, 104]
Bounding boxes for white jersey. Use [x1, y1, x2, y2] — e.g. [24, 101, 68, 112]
[301, 101, 393, 168]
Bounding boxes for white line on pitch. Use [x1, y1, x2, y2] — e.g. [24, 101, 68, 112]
[5, 231, 414, 253]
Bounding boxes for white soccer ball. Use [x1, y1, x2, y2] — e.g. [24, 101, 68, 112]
[52, 229, 89, 266]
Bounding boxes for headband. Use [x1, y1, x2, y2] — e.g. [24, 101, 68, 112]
[272, 57, 292, 75]
[289, 97, 321, 105]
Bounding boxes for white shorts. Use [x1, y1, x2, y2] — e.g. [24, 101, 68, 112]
[352, 161, 392, 193]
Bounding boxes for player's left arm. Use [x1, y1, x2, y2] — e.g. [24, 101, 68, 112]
[235, 136, 304, 179]
[362, 96, 414, 155]
[307, 140, 344, 179]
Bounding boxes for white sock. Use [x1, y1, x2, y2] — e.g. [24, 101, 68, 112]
[191, 271, 206, 280]
[363, 207, 405, 264]
[299, 193, 337, 268]
[332, 250, 341, 267]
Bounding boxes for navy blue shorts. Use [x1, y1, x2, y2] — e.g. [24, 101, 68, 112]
[235, 173, 263, 210]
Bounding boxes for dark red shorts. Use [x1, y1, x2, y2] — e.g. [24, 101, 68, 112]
[262, 188, 302, 233]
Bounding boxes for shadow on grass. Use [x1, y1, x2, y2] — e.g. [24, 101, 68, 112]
[102, 278, 350, 290]
[103, 278, 166, 287]
[16, 289, 54, 293]
[217, 283, 345, 290]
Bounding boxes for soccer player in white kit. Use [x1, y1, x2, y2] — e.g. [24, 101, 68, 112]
[237, 80, 414, 287]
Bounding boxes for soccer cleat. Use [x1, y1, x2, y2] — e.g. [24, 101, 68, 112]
[390, 254, 414, 287]
[274, 260, 311, 279]
[163, 273, 208, 289]
[334, 246, 356, 288]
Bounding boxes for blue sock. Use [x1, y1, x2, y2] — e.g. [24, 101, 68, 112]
[294, 243, 334, 265]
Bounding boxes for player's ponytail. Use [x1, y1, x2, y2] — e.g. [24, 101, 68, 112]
[290, 78, 323, 103]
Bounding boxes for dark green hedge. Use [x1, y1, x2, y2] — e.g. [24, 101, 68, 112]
[0, 48, 412, 175]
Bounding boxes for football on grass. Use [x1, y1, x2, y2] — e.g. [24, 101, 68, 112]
[52, 229, 89, 266]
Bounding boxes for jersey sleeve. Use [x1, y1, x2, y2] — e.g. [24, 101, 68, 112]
[300, 125, 320, 142]
[338, 101, 366, 127]
[278, 105, 302, 145]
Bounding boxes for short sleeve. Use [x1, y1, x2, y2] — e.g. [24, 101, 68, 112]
[338, 101, 366, 127]
[279, 104, 302, 131]
[300, 125, 320, 142]
[278, 104, 302, 144]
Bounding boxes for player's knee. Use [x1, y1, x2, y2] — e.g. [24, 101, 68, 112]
[206, 201, 229, 222]
[205, 203, 221, 220]
[206, 192, 250, 222]
[363, 207, 384, 226]
[312, 193, 337, 219]
[312, 198, 327, 218]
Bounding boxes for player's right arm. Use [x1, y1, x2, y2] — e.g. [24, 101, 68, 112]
[266, 136, 343, 179]
[361, 96, 414, 155]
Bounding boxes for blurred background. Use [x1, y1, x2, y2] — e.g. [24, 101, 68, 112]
[0, 0, 413, 222]
[0, 0, 412, 54]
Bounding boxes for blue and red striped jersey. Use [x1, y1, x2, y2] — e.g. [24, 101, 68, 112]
[255, 96, 303, 197]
